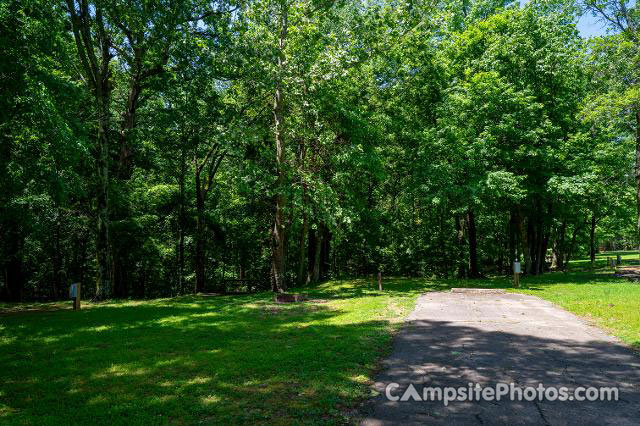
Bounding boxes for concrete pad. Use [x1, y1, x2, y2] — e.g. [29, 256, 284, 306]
[360, 292, 640, 425]
[450, 288, 506, 294]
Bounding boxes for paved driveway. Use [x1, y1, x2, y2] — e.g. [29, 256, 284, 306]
[360, 291, 640, 425]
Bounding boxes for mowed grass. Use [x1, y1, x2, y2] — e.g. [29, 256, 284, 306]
[0, 279, 437, 425]
[2, 251, 639, 424]
[565, 249, 640, 271]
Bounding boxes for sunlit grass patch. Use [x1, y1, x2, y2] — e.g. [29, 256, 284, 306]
[0, 278, 422, 424]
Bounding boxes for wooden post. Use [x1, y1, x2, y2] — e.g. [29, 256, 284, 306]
[70, 283, 81, 310]
[377, 271, 382, 291]
[513, 260, 521, 288]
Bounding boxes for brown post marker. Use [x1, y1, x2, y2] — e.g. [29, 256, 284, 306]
[378, 271, 382, 291]
[70, 283, 81, 310]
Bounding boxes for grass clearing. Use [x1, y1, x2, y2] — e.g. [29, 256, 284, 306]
[1, 251, 639, 424]
[0, 279, 432, 425]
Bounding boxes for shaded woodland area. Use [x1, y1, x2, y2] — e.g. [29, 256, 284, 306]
[1, 0, 638, 301]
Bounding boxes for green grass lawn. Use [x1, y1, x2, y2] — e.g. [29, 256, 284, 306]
[566, 249, 640, 270]
[0, 279, 433, 425]
[1, 251, 639, 424]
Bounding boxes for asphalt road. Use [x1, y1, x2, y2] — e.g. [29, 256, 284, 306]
[360, 291, 640, 425]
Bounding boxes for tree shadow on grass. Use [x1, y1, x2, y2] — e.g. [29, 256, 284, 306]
[299, 278, 453, 301]
[0, 293, 406, 424]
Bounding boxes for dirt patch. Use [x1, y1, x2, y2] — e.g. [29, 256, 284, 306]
[0, 302, 73, 316]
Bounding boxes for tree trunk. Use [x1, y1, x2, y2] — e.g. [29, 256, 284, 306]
[307, 227, 316, 284]
[178, 142, 186, 294]
[439, 207, 448, 278]
[518, 210, 531, 275]
[455, 216, 466, 278]
[321, 226, 331, 280]
[512, 208, 522, 265]
[52, 213, 62, 299]
[110, 80, 143, 298]
[466, 208, 479, 278]
[534, 204, 550, 275]
[525, 216, 537, 275]
[5, 258, 23, 302]
[498, 231, 505, 275]
[65, 1, 114, 300]
[312, 226, 323, 283]
[551, 221, 566, 270]
[565, 224, 582, 270]
[178, 208, 185, 295]
[95, 95, 112, 300]
[590, 213, 597, 265]
[238, 252, 245, 281]
[112, 249, 129, 299]
[636, 111, 640, 247]
[333, 249, 338, 279]
[538, 222, 550, 275]
[508, 211, 516, 269]
[298, 206, 308, 286]
[3, 229, 23, 302]
[195, 170, 205, 294]
[270, 3, 288, 293]
[271, 191, 287, 292]
[117, 80, 141, 179]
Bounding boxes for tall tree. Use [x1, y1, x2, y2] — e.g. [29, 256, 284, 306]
[271, 1, 289, 292]
[583, 0, 639, 238]
[64, 0, 115, 299]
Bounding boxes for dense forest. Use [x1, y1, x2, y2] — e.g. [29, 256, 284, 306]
[1, 0, 637, 301]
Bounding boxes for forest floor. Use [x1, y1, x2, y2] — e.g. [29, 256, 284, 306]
[1, 251, 639, 424]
